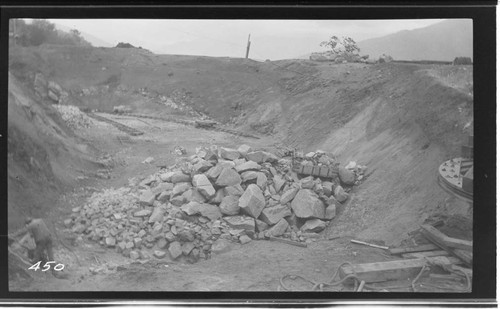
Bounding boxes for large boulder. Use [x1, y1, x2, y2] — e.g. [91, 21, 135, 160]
[192, 174, 216, 199]
[265, 218, 289, 237]
[291, 189, 325, 219]
[219, 195, 240, 216]
[235, 161, 261, 173]
[220, 147, 241, 160]
[238, 184, 266, 218]
[246, 151, 278, 164]
[215, 168, 242, 187]
[223, 215, 255, 236]
[259, 204, 292, 225]
[338, 167, 355, 185]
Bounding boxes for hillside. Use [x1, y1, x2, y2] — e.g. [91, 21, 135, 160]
[358, 19, 473, 61]
[8, 44, 474, 291]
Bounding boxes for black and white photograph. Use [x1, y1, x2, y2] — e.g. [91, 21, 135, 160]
[2, 4, 495, 304]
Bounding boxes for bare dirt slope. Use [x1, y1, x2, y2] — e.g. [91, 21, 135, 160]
[8, 44, 473, 291]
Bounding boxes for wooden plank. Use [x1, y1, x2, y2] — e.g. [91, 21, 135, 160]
[420, 225, 472, 251]
[339, 256, 461, 283]
[269, 236, 307, 248]
[402, 250, 449, 259]
[420, 225, 472, 266]
[389, 244, 439, 255]
[453, 249, 473, 265]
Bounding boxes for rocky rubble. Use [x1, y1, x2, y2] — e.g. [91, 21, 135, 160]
[65, 145, 366, 263]
[52, 105, 95, 129]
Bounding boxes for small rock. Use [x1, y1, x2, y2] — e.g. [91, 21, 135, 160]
[259, 204, 292, 225]
[172, 182, 191, 197]
[168, 241, 183, 260]
[321, 181, 334, 197]
[129, 251, 140, 260]
[256, 173, 267, 190]
[209, 188, 225, 204]
[139, 190, 156, 206]
[246, 151, 278, 164]
[223, 215, 255, 236]
[105, 237, 116, 247]
[265, 218, 289, 237]
[211, 238, 232, 254]
[241, 171, 258, 182]
[255, 219, 269, 232]
[171, 171, 191, 183]
[159, 172, 175, 182]
[235, 161, 261, 173]
[224, 184, 245, 196]
[215, 168, 242, 187]
[182, 242, 195, 255]
[192, 174, 216, 199]
[325, 204, 337, 220]
[239, 234, 252, 244]
[220, 147, 241, 160]
[273, 175, 286, 193]
[142, 157, 155, 164]
[157, 191, 171, 203]
[219, 195, 240, 216]
[280, 187, 299, 205]
[193, 159, 213, 173]
[334, 185, 349, 203]
[237, 144, 252, 157]
[149, 205, 166, 223]
[300, 176, 315, 189]
[206, 164, 224, 180]
[301, 219, 327, 233]
[152, 182, 174, 197]
[156, 238, 168, 249]
[154, 250, 167, 259]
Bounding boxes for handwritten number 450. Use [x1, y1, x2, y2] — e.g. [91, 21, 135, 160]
[28, 261, 65, 271]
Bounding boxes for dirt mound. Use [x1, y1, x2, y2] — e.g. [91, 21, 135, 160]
[8, 73, 101, 230]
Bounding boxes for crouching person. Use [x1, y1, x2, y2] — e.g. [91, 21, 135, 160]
[9, 217, 61, 277]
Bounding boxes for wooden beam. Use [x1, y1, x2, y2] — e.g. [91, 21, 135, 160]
[269, 236, 307, 248]
[389, 244, 439, 255]
[339, 256, 461, 283]
[402, 250, 449, 259]
[420, 225, 472, 251]
[420, 225, 472, 266]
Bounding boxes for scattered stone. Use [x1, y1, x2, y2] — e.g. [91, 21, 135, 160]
[182, 242, 195, 255]
[138, 190, 155, 206]
[246, 151, 278, 164]
[209, 189, 225, 204]
[301, 219, 327, 233]
[238, 184, 266, 218]
[334, 185, 349, 203]
[211, 239, 232, 254]
[300, 176, 315, 189]
[206, 164, 224, 180]
[280, 187, 299, 205]
[255, 219, 269, 232]
[219, 195, 240, 216]
[321, 182, 334, 197]
[215, 168, 242, 187]
[154, 250, 167, 259]
[241, 171, 258, 182]
[142, 157, 155, 164]
[223, 216, 255, 236]
[105, 237, 116, 247]
[193, 159, 213, 173]
[259, 205, 292, 225]
[265, 218, 289, 237]
[237, 144, 252, 157]
[256, 173, 268, 189]
[151, 182, 174, 197]
[224, 184, 245, 196]
[273, 175, 286, 193]
[339, 167, 356, 185]
[172, 182, 191, 197]
[192, 174, 216, 198]
[170, 195, 186, 206]
[220, 147, 241, 160]
[197, 203, 222, 221]
[168, 241, 183, 260]
[171, 171, 191, 183]
[157, 191, 171, 203]
[129, 251, 140, 260]
[149, 206, 166, 223]
[235, 161, 261, 173]
[239, 234, 252, 244]
[159, 171, 175, 182]
[291, 189, 325, 219]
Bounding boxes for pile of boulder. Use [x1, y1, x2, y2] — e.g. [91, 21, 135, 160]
[65, 145, 366, 263]
[52, 104, 95, 129]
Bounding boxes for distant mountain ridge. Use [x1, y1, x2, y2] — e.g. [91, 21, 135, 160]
[357, 19, 472, 61]
[54, 22, 113, 47]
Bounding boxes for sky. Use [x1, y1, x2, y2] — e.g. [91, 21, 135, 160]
[47, 19, 445, 60]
